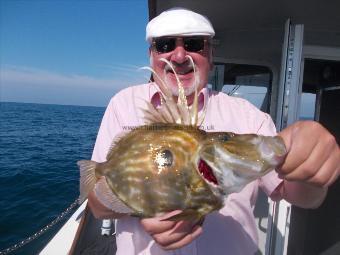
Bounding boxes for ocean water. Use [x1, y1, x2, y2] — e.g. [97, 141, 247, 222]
[0, 102, 105, 255]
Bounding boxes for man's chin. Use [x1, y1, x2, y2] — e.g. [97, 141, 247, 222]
[163, 75, 197, 96]
[168, 84, 196, 97]
[167, 71, 194, 82]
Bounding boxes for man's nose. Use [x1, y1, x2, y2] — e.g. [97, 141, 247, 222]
[170, 44, 187, 64]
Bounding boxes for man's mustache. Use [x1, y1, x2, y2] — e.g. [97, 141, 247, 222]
[164, 60, 194, 72]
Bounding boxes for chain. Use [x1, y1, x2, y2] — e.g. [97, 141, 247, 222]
[0, 198, 80, 255]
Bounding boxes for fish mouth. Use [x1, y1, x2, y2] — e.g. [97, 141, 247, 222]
[198, 158, 218, 185]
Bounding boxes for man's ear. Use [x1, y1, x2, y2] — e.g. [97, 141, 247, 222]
[209, 47, 214, 71]
[148, 48, 154, 82]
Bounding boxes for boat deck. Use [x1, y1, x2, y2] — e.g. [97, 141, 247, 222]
[71, 207, 117, 255]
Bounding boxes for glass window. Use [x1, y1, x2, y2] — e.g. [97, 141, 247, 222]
[209, 63, 272, 113]
[299, 92, 316, 120]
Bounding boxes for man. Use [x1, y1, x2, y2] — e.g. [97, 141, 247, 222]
[88, 8, 339, 254]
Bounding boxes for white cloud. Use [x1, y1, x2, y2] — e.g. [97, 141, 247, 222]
[0, 65, 152, 106]
[0, 65, 149, 90]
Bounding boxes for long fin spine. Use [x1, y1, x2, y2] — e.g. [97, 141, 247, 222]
[140, 57, 203, 127]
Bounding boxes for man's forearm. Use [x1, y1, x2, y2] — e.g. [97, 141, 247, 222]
[281, 180, 328, 209]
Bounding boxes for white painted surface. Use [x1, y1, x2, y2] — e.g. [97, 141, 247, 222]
[39, 201, 87, 255]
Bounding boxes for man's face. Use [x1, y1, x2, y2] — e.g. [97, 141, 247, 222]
[150, 36, 213, 97]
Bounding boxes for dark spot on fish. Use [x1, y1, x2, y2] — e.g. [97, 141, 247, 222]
[198, 159, 218, 185]
[156, 149, 173, 167]
[219, 134, 230, 142]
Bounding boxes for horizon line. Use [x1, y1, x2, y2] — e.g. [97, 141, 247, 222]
[0, 100, 106, 108]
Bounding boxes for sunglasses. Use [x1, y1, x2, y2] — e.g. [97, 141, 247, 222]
[152, 37, 209, 54]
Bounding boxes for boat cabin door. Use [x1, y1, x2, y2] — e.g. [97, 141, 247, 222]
[268, 19, 340, 255]
[287, 57, 340, 255]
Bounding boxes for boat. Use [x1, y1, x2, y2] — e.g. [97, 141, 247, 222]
[40, 0, 340, 254]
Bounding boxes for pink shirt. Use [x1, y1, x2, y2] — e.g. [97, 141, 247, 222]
[92, 83, 283, 255]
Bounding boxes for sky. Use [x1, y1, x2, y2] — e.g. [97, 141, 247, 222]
[1, 0, 150, 107]
[0, 0, 316, 117]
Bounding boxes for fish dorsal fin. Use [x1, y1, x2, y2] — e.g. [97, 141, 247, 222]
[94, 177, 134, 214]
[140, 56, 204, 126]
[106, 130, 129, 161]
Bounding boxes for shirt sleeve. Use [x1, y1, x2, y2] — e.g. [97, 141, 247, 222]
[91, 97, 122, 163]
[255, 111, 284, 200]
[255, 112, 278, 136]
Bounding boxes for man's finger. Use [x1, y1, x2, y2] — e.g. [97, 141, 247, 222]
[307, 149, 340, 187]
[282, 139, 328, 180]
[162, 225, 203, 250]
[140, 210, 182, 235]
[152, 220, 194, 247]
[278, 121, 316, 175]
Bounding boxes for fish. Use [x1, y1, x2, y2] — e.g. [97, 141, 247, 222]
[77, 57, 287, 221]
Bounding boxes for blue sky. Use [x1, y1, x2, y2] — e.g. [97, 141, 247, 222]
[0, 0, 315, 117]
[1, 0, 150, 106]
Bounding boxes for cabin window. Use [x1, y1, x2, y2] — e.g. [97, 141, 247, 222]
[299, 58, 340, 121]
[209, 63, 273, 113]
[299, 92, 316, 120]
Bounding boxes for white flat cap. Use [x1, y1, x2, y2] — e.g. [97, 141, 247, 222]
[146, 7, 215, 42]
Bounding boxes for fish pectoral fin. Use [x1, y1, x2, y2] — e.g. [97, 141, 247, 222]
[78, 160, 99, 204]
[161, 210, 201, 222]
[94, 177, 134, 214]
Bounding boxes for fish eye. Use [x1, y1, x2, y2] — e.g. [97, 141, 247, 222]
[155, 149, 173, 167]
[219, 134, 230, 142]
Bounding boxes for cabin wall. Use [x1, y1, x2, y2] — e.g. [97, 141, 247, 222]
[213, 28, 286, 120]
[213, 30, 283, 70]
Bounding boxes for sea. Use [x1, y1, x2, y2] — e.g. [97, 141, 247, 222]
[0, 102, 105, 255]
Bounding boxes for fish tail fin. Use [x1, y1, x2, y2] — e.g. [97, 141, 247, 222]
[77, 160, 99, 204]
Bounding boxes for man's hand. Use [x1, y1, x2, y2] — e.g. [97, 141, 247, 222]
[277, 121, 339, 208]
[140, 211, 203, 250]
[88, 193, 203, 249]
[278, 121, 339, 187]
